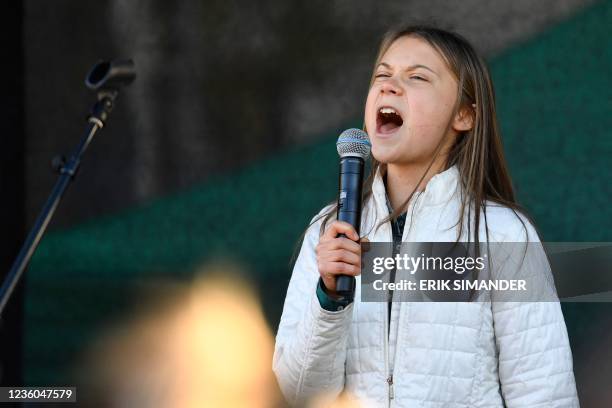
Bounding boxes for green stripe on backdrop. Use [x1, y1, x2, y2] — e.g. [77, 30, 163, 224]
[24, 0, 611, 385]
[491, 1, 611, 241]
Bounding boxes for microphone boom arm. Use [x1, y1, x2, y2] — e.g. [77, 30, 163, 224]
[0, 59, 136, 316]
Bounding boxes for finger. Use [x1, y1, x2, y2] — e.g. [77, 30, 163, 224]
[323, 221, 359, 241]
[321, 236, 362, 254]
[318, 258, 360, 277]
[320, 249, 361, 266]
[322, 261, 360, 276]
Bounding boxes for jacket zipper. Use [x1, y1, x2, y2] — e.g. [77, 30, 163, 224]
[387, 220, 396, 405]
[384, 192, 420, 407]
[384, 264, 391, 407]
[387, 374, 394, 400]
[383, 220, 392, 407]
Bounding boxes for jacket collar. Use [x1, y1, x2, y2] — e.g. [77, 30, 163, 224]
[372, 164, 460, 211]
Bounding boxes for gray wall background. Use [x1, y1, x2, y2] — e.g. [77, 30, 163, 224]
[24, 0, 597, 228]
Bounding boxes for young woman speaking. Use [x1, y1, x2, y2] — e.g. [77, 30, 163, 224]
[273, 25, 578, 407]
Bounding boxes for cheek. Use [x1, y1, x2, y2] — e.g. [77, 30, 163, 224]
[364, 88, 378, 131]
[418, 89, 455, 125]
[407, 94, 437, 124]
[407, 96, 454, 141]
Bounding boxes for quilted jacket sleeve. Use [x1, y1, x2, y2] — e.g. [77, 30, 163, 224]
[492, 219, 579, 407]
[272, 212, 354, 406]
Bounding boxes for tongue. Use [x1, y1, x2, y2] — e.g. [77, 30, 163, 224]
[380, 122, 400, 133]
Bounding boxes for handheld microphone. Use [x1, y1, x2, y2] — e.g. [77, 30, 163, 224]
[335, 128, 371, 298]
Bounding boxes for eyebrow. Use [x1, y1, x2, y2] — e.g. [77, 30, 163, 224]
[377, 62, 439, 77]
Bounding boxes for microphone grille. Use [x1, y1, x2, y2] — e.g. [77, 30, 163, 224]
[336, 128, 371, 159]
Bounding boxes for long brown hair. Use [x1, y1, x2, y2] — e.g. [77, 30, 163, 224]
[292, 24, 531, 269]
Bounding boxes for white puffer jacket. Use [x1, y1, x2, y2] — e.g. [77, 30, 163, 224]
[273, 165, 579, 407]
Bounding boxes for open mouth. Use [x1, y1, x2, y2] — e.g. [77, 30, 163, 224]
[376, 106, 404, 134]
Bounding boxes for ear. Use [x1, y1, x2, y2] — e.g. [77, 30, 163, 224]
[451, 103, 475, 132]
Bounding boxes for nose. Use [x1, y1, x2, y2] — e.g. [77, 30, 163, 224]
[380, 78, 403, 96]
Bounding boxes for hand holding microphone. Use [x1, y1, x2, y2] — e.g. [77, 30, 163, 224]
[316, 220, 362, 299]
[315, 129, 371, 300]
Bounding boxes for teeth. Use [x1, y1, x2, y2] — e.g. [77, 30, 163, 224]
[379, 107, 397, 115]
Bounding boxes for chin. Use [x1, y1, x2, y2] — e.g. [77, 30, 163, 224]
[371, 147, 399, 165]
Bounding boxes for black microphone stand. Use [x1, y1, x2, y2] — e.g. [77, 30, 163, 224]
[0, 60, 136, 316]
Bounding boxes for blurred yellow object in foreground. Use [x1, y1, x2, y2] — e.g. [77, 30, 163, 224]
[82, 264, 280, 408]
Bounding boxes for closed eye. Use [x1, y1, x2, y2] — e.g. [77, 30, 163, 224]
[375, 73, 428, 82]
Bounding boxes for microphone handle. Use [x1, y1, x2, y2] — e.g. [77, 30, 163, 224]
[335, 156, 364, 299]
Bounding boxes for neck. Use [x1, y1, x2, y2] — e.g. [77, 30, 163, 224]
[384, 158, 447, 212]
